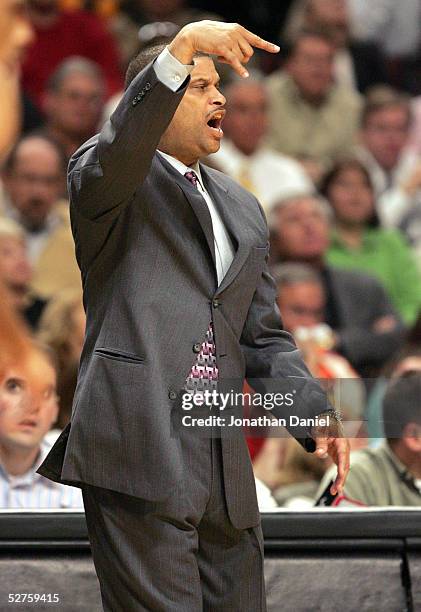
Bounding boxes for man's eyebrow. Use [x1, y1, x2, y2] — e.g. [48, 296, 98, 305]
[190, 77, 221, 87]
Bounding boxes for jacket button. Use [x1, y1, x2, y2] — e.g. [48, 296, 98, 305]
[193, 343, 202, 353]
[145, 82, 151, 90]
[212, 298, 220, 308]
[168, 390, 177, 400]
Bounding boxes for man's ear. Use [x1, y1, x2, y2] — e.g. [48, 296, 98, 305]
[402, 422, 421, 453]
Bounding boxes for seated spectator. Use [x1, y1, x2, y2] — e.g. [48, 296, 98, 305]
[322, 159, 421, 324]
[1, 134, 81, 299]
[356, 87, 421, 262]
[269, 194, 404, 374]
[0, 218, 46, 329]
[316, 371, 421, 506]
[0, 341, 83, 508]
[366, 313, 421, 442]
[265, 30, 362, 177]
[38, 289, 85, 429]
[272, 262, 366, 441]
[42, 57, 106, 163]
[273, 262, 358, 379]
[282, 0, 387, 93]
[209, 75, 313, 214]
[22, 0, 122, 110]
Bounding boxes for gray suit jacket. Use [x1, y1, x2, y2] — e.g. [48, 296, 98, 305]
[37, 60, 329, 529]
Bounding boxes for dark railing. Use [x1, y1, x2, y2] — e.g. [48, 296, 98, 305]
[0, 510, 419, 611]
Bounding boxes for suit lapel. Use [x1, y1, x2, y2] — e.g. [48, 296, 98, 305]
[158, 154, 216, 268]
[157, 153, 251, 295]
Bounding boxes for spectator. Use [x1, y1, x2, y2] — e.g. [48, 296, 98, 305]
[265, 30, 362, 176]
[22, 0, 122, 110]
[316, 371, 421, 506]
[0, 342, 83, 508]
[273, 262, 359, 379]
[322, 158, 421, 324]
[209, 75, 313, 214]
[0, 0, 34, 165]
[1, 134, 81, 299]
[38, 289, 85, 429]
[282, 0, 387, 93]
[356, 87, 421, 263]
[366, 314, 421, 442]
[0, 218, 46, 330]
[42, 57, 106, 162]
[272, 262, 366, 445]
[269, 194, 404, 374]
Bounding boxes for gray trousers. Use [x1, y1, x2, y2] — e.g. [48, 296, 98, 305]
[81, 431, 266, 611]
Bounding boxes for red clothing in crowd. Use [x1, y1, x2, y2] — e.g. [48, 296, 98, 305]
[22, 9, 123, 107]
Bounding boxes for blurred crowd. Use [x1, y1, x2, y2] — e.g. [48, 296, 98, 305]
[0, 0, 421, 511]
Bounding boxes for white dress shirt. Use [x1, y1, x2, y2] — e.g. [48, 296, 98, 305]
[0, 433, 83, 509]
[157, 150, 235, 286]
[154, 48, 235, 286]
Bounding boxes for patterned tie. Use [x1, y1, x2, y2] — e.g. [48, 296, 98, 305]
[184, 170, 199, 188]
[183, 169, 219, 394]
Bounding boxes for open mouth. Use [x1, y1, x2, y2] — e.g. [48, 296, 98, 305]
[206, 111, 225, 137]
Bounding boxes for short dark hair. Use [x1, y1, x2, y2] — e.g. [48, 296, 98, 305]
[125, 41, 210, 90]
[383, 373, 421, 442]
[319, 158, 379, 227]
[125, 43, 168, 90]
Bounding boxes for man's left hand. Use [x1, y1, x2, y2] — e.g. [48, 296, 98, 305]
[311, 414, 350, 496]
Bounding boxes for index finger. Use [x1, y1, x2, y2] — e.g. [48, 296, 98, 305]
[241, 28, 280, 53]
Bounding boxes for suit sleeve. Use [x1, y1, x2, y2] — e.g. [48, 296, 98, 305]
[240, 204, 332, 452]
[68, 59, 189, 221]
[337, 280, 405, 368]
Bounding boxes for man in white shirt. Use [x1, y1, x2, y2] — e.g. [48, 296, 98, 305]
[210, 75, 313, 214]
[0, 344, 83, 509]
[356, 88, 421, 265]
[1, 134, 81, 298]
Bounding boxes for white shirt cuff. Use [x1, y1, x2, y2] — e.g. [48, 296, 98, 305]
[153, 46, 194, 92]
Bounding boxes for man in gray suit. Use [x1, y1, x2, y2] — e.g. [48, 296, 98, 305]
[38, 21, 349, 611]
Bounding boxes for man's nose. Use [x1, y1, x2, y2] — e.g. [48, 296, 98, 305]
[213, 89, 226, 107]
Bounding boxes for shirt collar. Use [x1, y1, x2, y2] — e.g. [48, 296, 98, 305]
[157, 150, 204, 189]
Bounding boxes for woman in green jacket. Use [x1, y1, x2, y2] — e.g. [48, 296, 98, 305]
[321, 158, 421, 325]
